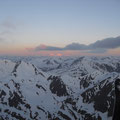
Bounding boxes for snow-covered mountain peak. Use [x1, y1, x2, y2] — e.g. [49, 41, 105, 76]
[0, 60, 16, 80]
[0, 56, 120, 120]
[11, 61, 45, 78]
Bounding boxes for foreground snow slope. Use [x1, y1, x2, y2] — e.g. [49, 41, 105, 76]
[0, 56, 120, 120]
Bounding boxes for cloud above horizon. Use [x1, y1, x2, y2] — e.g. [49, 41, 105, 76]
[89, 36, 120, 49]
[32, 36, 120, 53]
[35, 44, 62, 51]
[0, 19, 16, 30]
[0, 19, 17, 44]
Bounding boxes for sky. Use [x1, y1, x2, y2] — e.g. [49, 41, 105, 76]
[0, 0, 120, 56]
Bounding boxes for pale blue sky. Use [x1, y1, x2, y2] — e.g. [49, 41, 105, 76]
[0, 0, 120, 55]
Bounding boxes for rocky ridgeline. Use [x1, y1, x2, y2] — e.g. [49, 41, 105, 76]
[0, 57, 120, 120]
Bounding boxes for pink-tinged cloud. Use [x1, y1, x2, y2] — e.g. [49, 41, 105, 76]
[28, 36, 120, 55]
[0, 36, 120, 56]
[37, 44, 47, 50]
[34, 44, 62, 51]
[24, 45, 120, 56]
[0, 48, 120, 56]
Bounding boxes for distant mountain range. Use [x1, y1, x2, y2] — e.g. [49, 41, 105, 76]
[0, 56, 120, 120]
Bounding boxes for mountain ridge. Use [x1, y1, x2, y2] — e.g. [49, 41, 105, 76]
[0, 56, 120, 120]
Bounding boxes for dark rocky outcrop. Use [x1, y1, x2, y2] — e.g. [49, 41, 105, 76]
[49, 76, 68, 97]
[112, 79, 120, 120]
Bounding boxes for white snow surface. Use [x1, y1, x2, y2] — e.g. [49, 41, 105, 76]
[0, 56, 120, 120]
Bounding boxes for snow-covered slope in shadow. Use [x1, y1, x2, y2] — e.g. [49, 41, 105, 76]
[0, 57, 120, 120]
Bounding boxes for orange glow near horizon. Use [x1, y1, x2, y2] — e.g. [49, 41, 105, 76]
[107, 48, 120, 56]
[49, 53, 55, 56]
[56, 53, 62, 56]
[0, 47, 120, 56]
[49, 53, 62, 56]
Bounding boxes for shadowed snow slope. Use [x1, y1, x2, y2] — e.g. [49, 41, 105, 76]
[0, 56, 120, 120]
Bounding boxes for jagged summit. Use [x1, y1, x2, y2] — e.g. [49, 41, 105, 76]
[0, 56, 120, 120]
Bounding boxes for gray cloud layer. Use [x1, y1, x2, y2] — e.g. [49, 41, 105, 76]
[64, 43, 87, 50]
[0, 19, 17, 43]
[35, 46, 62, 51]
[89, 36, 120, 49]
[0, 37, 5, 42]
[34, 36, 120, 53]
[1, 19, 16, 30]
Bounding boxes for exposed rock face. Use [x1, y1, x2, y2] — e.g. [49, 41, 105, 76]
[112, 79, 120, 120]
[81, 78, 115, 116]
[48, 76, 68, 96]
[0, 56, 120, 120]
